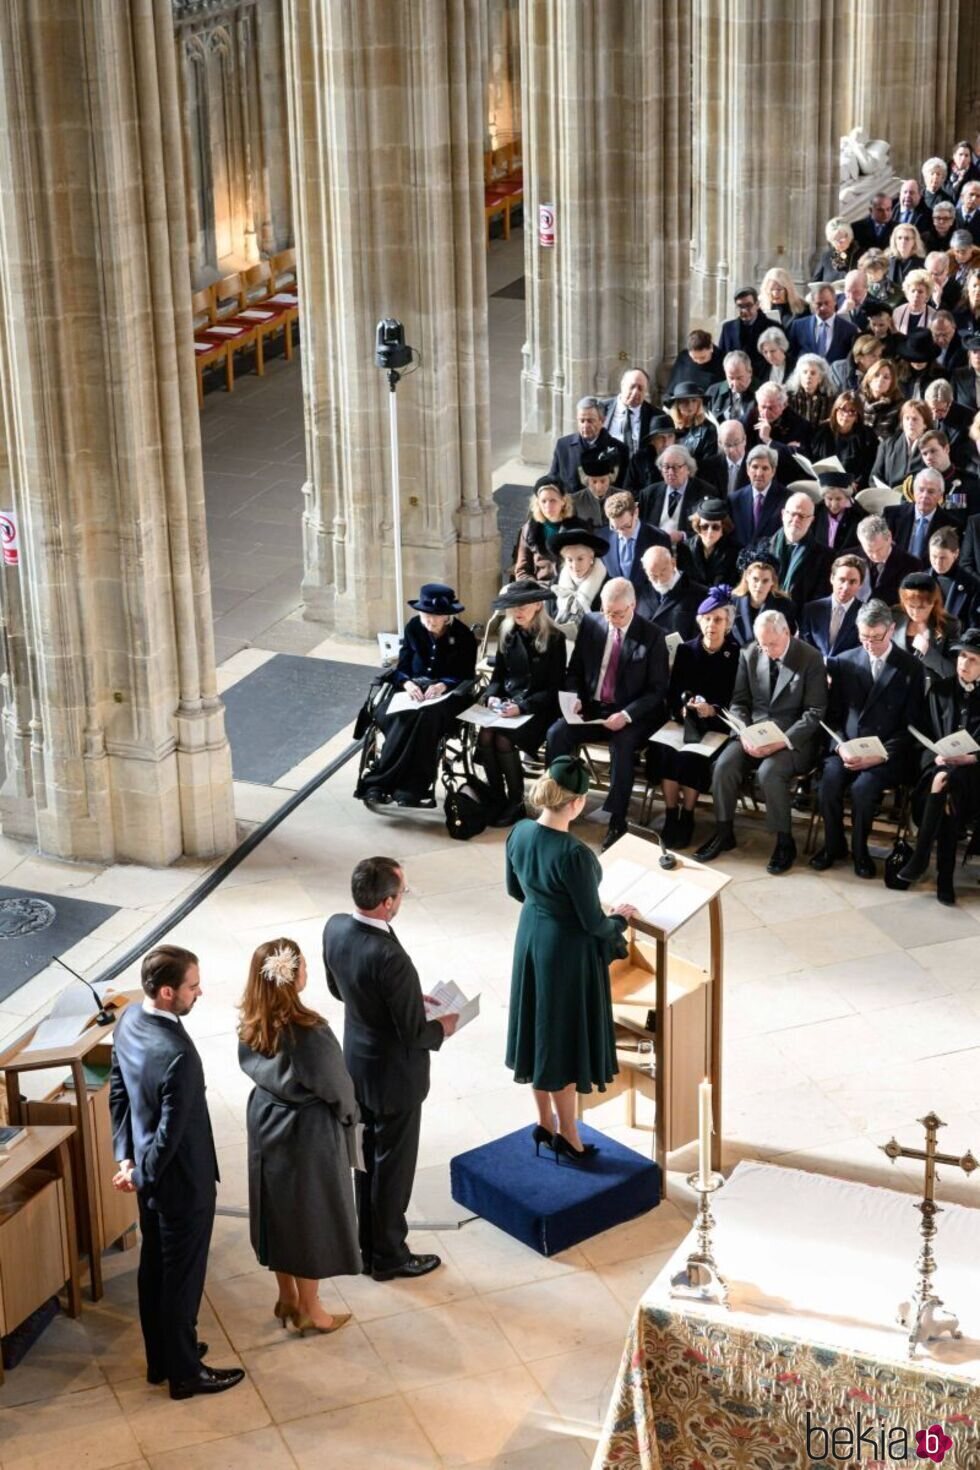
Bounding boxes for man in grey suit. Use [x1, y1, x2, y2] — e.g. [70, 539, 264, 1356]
[323, 857, 457, 1282]
[694, 610, 828, 873]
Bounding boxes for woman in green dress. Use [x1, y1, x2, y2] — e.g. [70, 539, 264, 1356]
[505, 755, 637, 1162]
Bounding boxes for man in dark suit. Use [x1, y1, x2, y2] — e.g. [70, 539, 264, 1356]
[548, 397, 628, 494]
[718, 287, 769, 375]
[323, 858, 457, 1282]
[601, 491, 670, 598]
[110, 947, 242, 1401]
[546, 578, 669, 849]
[924, 380, 973, 466]
[929, 525, 980, 624]
[852, 192, 895, 252]
[705, 350, 757, 422]
[954, 179, 980, 245]
[694, 613, 828, 874]
[916, 426, 980, 514]
[623, 413, 677, 493]
[637, 446, 713, 540]
[891, 178, 931, 236]
[811, 599, 925, 877]
[929, 312, 966, 371]
[701, 419, 750, 498]
[768, 493, 834, 612]
[950, 334, 980, 409]
[742, 381, 812, 457]
[728, 445, 791, 544]
[883, 468, 962, 561]
[602, 367, 655, 459]
[856, 515, 922, 603]
[636, 544, 706, 636]
[799, 553, 865, 656]
[788, 285, 859, 364]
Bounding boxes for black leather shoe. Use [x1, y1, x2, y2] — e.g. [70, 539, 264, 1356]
[148, 1343, 208, 1385]
[694, 827, 736, 862]
[600, 820, 627, 853]
[808, 846, 840, 871]
[767, 835, 797, 875]
[372, 1253, 441, 1282]
[853, 852, 877, 879]
[169, 1365, 245, 1400]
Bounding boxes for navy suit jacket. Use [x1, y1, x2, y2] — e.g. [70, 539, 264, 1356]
[600, 522, 669, 597]
[729, 482, 791, 544]
[109, 1004, 219, 1215]
[826, 643, 925, 761]
[799, 596, 861, 657]
[566, 611, 669, 729]
[718, 314, 769, 370]
[602, 398, 654, 452]
[788, 314, 858, 365]
[882, 504, 960, 559]
[636, 571, 707, 637]
[938, 568, 980, 625]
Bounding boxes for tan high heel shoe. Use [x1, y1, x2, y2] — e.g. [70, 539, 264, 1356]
[291, 1310, 351, 1337]
[274, 1297, 298, 1328]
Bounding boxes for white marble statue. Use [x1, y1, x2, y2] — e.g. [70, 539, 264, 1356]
[839, 126, 901, 221]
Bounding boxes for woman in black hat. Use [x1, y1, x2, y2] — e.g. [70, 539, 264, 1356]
[895, 330, 943, 400]
[898, 626, 980, 904]
[664, 382, 718, 468]
[551, 528, 609, 641]
[356, 584, 477, 808]
[676, 498, 741, 586]
[478, 582, 566, 827]
[811, 391, 879, 488]
[646, 585, 741, 849]
[892, 572, 961, 686]
[810, 472, 868, 551]
[513, 478, 586, 585]
[571, 446, 622, 527]
[730, 547, 798, 646]
[505, 755, 637, 1162]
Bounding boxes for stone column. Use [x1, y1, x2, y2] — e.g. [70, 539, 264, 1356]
[0, 0, 234, 863]
[848, 0, 961, 177]
[519, 0, 692, 461]
[690, 0, 849, 326]
[283, 0, 499, 638]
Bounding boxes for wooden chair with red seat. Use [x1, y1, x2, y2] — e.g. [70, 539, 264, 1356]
[497, 140, 523, 226]
[234, 261, 296, 364]
[202, 270, 265, 374]
[191, 285, 232, 407]
[484, 148, 509, 247]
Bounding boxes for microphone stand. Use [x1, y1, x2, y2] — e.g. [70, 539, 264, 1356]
[627, 822, 679, 870]
[51, 956, 115, 1026]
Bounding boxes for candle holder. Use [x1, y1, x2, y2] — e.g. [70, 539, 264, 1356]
[669, 1172, 730, 1306]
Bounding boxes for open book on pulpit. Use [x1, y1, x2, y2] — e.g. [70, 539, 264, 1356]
[598, 836, 730, 937]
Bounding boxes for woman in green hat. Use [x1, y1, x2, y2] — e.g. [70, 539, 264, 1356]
[504, 755, 637, 1163]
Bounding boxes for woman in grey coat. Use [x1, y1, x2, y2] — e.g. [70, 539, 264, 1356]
[238, 937, 361, 1335]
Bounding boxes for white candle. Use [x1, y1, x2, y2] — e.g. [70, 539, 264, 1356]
[698, 1078, 713, 1189]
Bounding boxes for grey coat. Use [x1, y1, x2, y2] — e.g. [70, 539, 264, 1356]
[239, 1022, 361, 1280]
[730, 637, 829, 764]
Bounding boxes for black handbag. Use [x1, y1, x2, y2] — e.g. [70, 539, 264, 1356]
[443, 767, 490, 841]
[883, 835, 914, 890]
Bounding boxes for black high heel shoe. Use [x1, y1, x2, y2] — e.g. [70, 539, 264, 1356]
[553, 1134, 598, 1164]
[532, 1125, 556, 1157]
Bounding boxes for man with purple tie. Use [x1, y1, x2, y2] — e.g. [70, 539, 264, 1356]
[728, 445, 791, 544]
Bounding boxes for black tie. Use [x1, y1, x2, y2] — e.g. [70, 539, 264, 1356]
[769, 658, 780, 697]
[622, 411, 632, 454]
[668, 488, 681, 517]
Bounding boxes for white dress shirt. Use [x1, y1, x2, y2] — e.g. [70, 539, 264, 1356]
[142, 998, 178, 1023]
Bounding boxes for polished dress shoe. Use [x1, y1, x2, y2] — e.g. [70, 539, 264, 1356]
[808, 846, 841, 871]
[852, 851, 877, 879]
[694, 825, 735, 862]
[169, 1364, 245, 1400]
[600, 820, 627, 853]
[766, 835, 797, 875]
[372, 1252, 441, 1282]
[147, 1343, 207, 1385]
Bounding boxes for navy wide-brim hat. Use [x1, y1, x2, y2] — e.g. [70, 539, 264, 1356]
[736, 542, 780, 574]
[408, 583, 465, 614]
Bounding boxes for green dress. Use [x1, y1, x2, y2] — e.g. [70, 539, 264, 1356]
[505, 818, 628, 1093]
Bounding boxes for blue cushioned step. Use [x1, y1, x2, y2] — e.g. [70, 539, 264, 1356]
[450, 1123, 661, 1257]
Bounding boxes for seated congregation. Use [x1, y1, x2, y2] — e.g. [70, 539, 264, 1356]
[354, 142, 980, 906]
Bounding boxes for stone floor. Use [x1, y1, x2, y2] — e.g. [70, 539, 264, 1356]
[2, 224, 980, 1464]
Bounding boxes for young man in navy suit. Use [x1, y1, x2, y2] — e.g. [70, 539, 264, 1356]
[110, 947, 243, 1401]
[799, 554, 865, 656]
[728, 445, 791, 544]
[546, 578, 669, 850]
[811, 600, 925, 877]
[601, 491, 669, 598]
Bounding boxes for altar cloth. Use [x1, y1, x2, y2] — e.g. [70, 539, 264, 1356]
[594, 1159, 980, 1468]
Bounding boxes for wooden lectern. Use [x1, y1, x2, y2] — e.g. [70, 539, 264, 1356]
[583, 832, 729, 1191]
[0, 996, 140, 1301]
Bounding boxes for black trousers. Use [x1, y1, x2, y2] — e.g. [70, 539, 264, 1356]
[546, 706, 653, 822]
[818, 753, 903, 857]
[137, 1194, 215, 1386]
[355, 1101, 422, 1274]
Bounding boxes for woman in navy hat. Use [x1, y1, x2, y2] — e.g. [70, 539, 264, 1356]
[356, 584, 477, 808]
[646, 586, 740, 849]
[478, 582, 566, 826]
[731, 546, 798, 647]
[899, 625, 980, 904]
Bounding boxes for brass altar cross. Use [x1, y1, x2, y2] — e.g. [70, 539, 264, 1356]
[881, 1112, 977, 1355]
